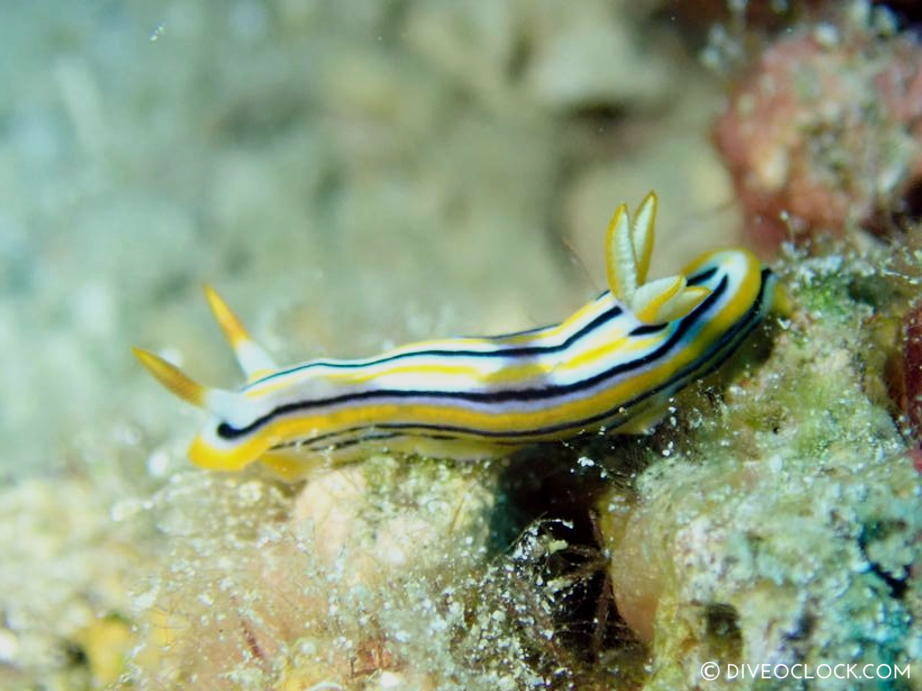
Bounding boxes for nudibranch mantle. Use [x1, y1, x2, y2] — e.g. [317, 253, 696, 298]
[135, 192, 775, 476]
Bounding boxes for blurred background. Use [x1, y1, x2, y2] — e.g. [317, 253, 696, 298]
[0, 0, 742, 481]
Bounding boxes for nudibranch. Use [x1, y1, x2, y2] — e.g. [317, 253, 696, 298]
[135, 193, 776, 477]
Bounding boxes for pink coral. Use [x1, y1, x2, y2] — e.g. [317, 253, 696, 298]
[714, 14, 922, 254]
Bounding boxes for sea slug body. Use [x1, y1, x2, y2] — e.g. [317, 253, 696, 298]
[135, 193, 776, 476]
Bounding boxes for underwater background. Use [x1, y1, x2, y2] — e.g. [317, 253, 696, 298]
[0, 1, 919, 688]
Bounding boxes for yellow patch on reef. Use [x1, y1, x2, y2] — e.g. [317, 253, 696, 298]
[74, 616, 134, 685]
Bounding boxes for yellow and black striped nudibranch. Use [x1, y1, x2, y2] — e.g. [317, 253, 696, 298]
[135, 192, 776, 477]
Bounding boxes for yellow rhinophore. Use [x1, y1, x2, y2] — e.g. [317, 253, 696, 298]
[203, 285, 277, 381]
[604, 191, 711, 324]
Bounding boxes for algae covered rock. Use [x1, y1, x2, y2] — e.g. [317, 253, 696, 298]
[129, 455, 503, 687]
[0, 478, 147, 688]
[127, 450, 643, 688]
[597, 253, 922, 688]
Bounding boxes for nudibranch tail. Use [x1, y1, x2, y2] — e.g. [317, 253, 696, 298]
[203, 285, 277, 381]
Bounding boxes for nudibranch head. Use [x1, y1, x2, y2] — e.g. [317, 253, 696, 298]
[135, 193, 775, 475]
